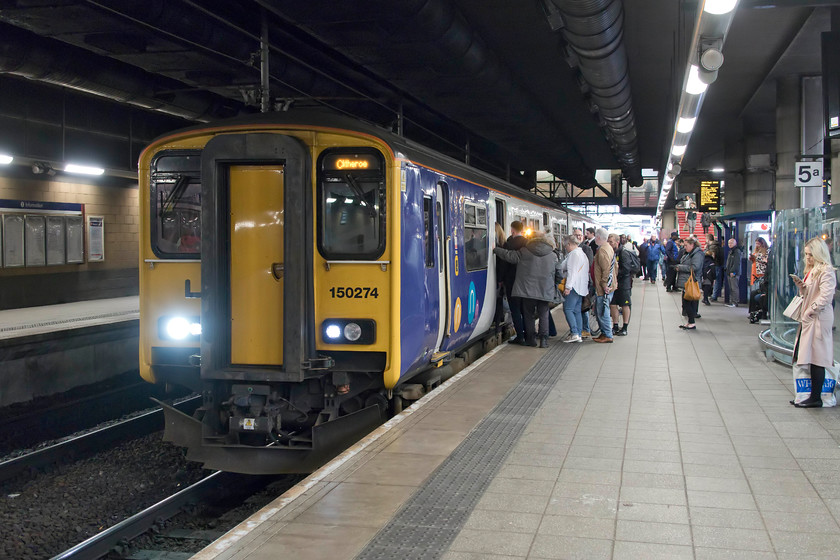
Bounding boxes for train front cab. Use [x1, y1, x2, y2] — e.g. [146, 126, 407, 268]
[139, 127, 398, 473]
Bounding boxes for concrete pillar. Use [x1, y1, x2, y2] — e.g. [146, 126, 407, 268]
[775, 75, 801, 210]
[742, 134, 775, 213]
[723, 133, 745, 215]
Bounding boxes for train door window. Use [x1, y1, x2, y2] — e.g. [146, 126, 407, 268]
[423, 195, 434, 268]
[150, 150, 202, 258]
[552, 222, 561, 247]
[317, 148, 386, 259]
[495, 199, 506, 230]
[464, 201, 488, 271]
[543, 212, 550, 231]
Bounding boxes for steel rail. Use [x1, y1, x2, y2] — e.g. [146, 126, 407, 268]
[0, 396, 201, 484]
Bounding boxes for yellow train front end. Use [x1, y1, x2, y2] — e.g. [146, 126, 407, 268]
[139, 119, 399, 473]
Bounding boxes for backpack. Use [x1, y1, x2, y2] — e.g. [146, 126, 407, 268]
[623, 248, 641, 275]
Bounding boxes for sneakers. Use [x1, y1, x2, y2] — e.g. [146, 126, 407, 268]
[702, 299, 710, 306]
[726, 303, 736, 308]
[581, 331, 591, 339]
[615, 326, 628, 336]
[562, 334, 582, 343]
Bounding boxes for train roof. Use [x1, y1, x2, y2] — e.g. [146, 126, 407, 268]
[148, 110, 577, 213]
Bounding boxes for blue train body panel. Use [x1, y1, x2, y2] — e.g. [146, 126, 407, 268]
[399, 163, 492, 381]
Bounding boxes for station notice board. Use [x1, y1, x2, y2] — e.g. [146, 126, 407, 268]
[699, 179, 721, 212]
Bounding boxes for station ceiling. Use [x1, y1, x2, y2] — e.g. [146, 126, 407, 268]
[0, 1, 828, 200]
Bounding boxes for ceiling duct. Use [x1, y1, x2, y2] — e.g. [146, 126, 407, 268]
[549, 0, 642, 186]
[0, 23, 240, 122]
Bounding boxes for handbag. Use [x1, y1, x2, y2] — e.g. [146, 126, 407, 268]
[783, 294, 804, 321]
[683, 269, 702, 301]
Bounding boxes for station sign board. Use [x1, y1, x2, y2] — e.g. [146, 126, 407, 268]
[794, 161, 823, 187]
[698, 179, 721, 212]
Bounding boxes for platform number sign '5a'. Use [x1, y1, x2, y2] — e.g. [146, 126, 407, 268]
[794, 161, 823, 187]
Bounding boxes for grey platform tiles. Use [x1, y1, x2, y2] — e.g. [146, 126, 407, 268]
[355, 342, 578, 560]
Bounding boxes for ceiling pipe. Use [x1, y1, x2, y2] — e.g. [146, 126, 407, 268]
[0, 23, 240, 122]
[548, 0, 643, 186]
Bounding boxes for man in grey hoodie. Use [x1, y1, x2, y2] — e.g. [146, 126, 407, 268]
[494, 231, 559, 348]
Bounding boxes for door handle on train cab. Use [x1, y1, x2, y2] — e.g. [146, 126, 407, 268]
[184, 279, 201, 299]
[272, 262, 284, 280]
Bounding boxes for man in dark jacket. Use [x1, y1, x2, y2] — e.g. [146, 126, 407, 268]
[637, 239, 649, 279]
[725, 237, 742, 307]
[500, 221, 528, 343]
[664, 231, 680, 291]
[608, 234, 633, 336]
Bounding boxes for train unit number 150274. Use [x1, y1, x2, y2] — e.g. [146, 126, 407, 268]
[329, 287, 379, 299]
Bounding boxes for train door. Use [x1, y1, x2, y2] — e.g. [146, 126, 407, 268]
[200, 133, 315, 383]
[434, 181, 450, 350]
[495, 198, 506, 231]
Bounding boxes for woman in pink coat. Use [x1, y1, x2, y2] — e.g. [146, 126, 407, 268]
[792, 237, 837, 408]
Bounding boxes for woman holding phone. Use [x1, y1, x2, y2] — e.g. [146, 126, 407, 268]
[790, 237, 837, 408]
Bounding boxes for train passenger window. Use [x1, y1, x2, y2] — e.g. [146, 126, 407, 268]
[464, 201, 488, 271]
[317, 148, 386, 260]
[423, 196, 434, 268]
[150, 151, 202, 258]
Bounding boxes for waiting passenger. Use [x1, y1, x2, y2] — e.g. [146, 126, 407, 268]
[560, 235, 588, 343]
[725, 238, 742, 307]
[591, 227, 615, 343]
[573, 228, 594, 338]
[675, 236, 704, 330]
[608, 233, 633, 336]
[493, 231, 557, 348]
[790, 237, 837, 408]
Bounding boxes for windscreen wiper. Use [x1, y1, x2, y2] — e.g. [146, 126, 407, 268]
[160, 174, 191, 216]
[343, 173, 377, 219]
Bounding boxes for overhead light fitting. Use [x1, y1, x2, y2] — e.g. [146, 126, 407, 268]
[711, 167, 724, 173]
[65, 163, 105, 176]
[677, 117, 696, 133]
[704, 0, 737, 15]
[685, 65, 708, 95]
[671, 145, 687, 157]
[0, 154, 12, 165]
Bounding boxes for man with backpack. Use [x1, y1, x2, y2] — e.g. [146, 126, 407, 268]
[608, 233, 638, 336]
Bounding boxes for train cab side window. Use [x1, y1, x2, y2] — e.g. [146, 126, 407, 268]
[423, 196, 434, 268]
[150, 151, 202, 258]
[317, 148, 386, 260]
[464, 201, 488, 271]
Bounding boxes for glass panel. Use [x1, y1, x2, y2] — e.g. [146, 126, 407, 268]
[66, 216, 84, 263]
[464, 204, 476, 226]
[768, 204, 839, 362]
[154, 179, 201, 255]
[423, 196, 434, 268]
[3, 214, 24, 267]
[24, 215, 46, 267]
[465, 225, 488, 271]
[46, 216, 65, 265]
[321, 178, 383, 256]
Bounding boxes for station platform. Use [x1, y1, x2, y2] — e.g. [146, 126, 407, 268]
[194, 280, 840, 560]
[0, 295, 138, 340]
[0, 296, 139, 407]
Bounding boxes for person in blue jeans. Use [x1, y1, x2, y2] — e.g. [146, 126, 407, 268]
[499, 221, 528, 343]
[559, 235, 589, 343]
[592, 228, 616, 342]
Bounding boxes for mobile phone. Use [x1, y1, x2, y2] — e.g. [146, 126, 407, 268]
[789, 274, 801, 282]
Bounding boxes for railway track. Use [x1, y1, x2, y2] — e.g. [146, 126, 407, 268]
[0, 396, 201, 484]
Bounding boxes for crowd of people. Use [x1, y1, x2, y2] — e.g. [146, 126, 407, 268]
[491, 223, 814, 345]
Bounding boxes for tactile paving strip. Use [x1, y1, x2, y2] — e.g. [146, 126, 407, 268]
[355, 342, 578, 560]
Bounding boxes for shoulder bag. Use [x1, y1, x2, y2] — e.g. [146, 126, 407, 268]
[683, 269, 702, 301]
[783, 295, 803, 321]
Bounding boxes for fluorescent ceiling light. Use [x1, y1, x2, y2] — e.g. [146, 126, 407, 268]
[685, 65, 708, 95]
[704, 0, 737, 15]
[642, 168, 657, 177]
[711, 167, 725, 173]
[65, 163, 104, 175]
[671, 145, 687, 156]
[677, 117, 696, 133]
[0, 154, 12, 165]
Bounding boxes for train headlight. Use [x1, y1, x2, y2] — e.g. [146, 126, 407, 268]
[159, 316, 201, 341]
[343, 322, 362, 341]
[321, 319, 375, 345]
[325, 324, 342, 340]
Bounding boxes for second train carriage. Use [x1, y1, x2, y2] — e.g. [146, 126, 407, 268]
[139, 112, 595, 473]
